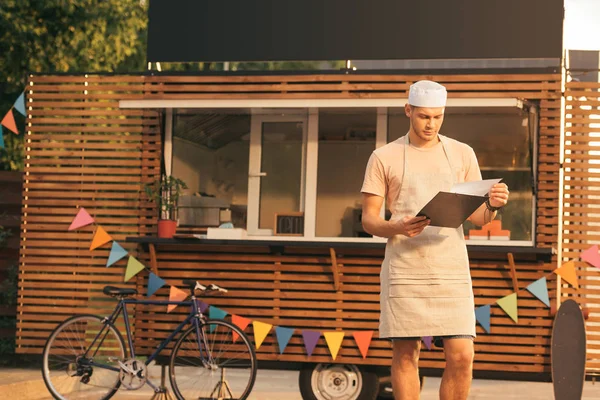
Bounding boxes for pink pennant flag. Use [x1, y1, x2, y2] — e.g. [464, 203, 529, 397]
[68, 207, 95, 231]
[581, 245, 600, 269]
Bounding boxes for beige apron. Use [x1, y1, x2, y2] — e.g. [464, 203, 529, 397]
[379, 134, 476, 338]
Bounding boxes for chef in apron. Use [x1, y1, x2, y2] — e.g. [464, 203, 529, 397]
[360, 80, 509, 400]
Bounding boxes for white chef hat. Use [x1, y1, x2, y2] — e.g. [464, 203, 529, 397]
[408, 80, 447, 107]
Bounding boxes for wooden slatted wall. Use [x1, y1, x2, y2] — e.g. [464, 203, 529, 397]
[562, 80, 600, 375]
[18, 72, 563, 376]
[16, 75, 161, 354]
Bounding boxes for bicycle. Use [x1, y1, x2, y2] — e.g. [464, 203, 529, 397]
[41, 279, 257, 400]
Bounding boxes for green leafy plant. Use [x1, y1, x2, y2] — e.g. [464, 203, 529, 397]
[144, 175, 188, 221]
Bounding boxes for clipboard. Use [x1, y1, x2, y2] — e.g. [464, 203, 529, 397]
[416, 192, 487, 228]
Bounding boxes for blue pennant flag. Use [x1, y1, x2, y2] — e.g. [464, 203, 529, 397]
[475, 305, 491, 334]
[209, 306, 228, 333]
[0, 126, 4, 149]
[147, 272, 166, 297]
[526, 277, 550, 307]
[106, 241, 129, 267]
[275, 327, 295, 354]
[13, 92, 26, 116]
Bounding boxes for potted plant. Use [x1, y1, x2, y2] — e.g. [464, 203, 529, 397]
[144, 175, 188, 238]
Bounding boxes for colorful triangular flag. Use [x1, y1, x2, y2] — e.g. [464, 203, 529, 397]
[209, 306, 228, 333]
[68, 207, 94, 230]
[475, 305, 491, 333]
[232, 315, 252, 343]
[124, 256, 146, 282]
[497, 293, 518, 323]
[147, 272, 166, 297]
[13, 92, 26, 116]
[196, 300, 209, 313]
[1, 109, 18, 134]
[275, 327, 294, 354]
[167, 286, 188, 313]
[422, 336, 433, 350]
[581, 245, 600, 269]
[0, 126, 4, 149]
[554, 260, 579, 289]
[90, 226, 112, 250]
[302, 330, 321, 357]
[323, 331, 345, 360]
[107, 241, 129, 267]
[526, 277, 550, 307]
[252, 321, 272, 350]
[352, 331, 373, 359]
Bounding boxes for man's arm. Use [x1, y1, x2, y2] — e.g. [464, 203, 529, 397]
[467, 183, 510, 226]
[361, 193, 430, 238]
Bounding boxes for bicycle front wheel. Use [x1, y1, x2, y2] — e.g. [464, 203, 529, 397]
[42, 314, 126, 400]
[170, 319, 257, 400]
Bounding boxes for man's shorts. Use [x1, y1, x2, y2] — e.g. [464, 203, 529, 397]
[389, 335, 474, 348]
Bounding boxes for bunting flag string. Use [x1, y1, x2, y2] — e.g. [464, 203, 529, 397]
[275, 327, 295, 354]
[107, 242, 129, 267]
[232, 315, 252, 343]
[581, 245, 600, 269]
[302, 330, 321, 357]
[65, 207, 600, 359]
[353, 331, 374, 359]
[526, 277, 550, 307]
[1, 109, 18, 135]
[90, 226, 112, 250]
[13, 92, 26, 116]
[147, 272, 166, 297]
[252, 321, 272, 349]
[474, 305, 491, 334]
[323, 332, 345, 360]
[496, 293, 518, 323]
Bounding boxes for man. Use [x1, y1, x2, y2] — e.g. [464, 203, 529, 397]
[360, 80, 509, 400]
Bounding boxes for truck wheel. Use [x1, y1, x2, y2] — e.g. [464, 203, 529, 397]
[299, 363, 379, 400]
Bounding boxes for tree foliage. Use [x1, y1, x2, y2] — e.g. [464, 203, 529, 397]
[0, 0, 149, 170]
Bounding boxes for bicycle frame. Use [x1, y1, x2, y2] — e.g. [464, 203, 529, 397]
[84, 296, 210, 375]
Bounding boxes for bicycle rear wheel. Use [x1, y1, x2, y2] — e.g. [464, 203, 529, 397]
[41, 314, 126, 400]
[169, 319, 257, 400]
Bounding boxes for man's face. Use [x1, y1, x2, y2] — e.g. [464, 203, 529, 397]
[405, 105, 445, 142]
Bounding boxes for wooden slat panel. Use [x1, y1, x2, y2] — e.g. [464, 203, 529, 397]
[16, 72, 562, 378]
[561, 80, 600, 376]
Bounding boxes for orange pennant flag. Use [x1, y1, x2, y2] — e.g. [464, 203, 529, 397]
[352, 331, 373, 359]
[90, 226, 112, 250]
[167, 286, 188, 313]
[554, 260, 579, 289]
[1, 109, 18, 134]
[231, 315, 252, 343]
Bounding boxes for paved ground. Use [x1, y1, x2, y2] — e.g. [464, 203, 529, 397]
[2, 366, 600, 399]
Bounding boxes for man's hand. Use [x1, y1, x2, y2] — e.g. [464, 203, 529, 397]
[488, 183, 509, 208]
[391, 215, 430, 237]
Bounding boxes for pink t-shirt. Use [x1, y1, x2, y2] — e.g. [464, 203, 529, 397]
[361, 134, 482, 209]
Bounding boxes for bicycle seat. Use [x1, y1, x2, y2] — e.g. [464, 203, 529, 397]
[103, 286, 137, 297]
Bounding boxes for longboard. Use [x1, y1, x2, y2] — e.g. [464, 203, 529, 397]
[551, 299, 587, 400]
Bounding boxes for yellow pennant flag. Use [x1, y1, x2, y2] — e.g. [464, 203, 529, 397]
[124, 256, 145, 282]
[554, 260, 579, 289]
[496, 293, 518, 323]
[252, 321, 272, 350]
[90, 226, 112, 250]
[323, 331, 345, 360]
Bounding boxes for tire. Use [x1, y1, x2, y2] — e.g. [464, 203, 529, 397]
[169, 319, 257, 400]
[299, 363, 379, 400]
[41, 314, 126, 400]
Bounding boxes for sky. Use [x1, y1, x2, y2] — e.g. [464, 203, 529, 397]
[564, 0, 600, 50]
